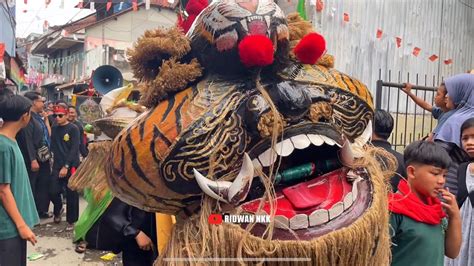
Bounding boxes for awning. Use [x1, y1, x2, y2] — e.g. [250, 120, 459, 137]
[56, 79, 89, 90]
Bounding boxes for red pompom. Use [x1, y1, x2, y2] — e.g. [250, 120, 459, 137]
[293, 33, 326, 64]
[238, 35, 274, 68]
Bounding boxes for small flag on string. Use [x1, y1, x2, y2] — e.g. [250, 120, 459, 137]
[90, 2, 95, 11]
[45, 0, 51, 7]
[444, 59, 453, 65]
[146, 0, 151, 10]
[297, 0, 308, 20]
[376, 29, 383, 39]
[0, 43, 5, 63]
[343, 13, 349, 22]
[23, 9, 27, 13]
[106, 1, 112, 11]
[412, 47, 421, 57]
[43, 20, 49, 29]
[395, 37, 402, 48]
[429, 54, 439, 62]
[24, 0, 27, 4]
[316, 0, 324, 12]
[61, 29, 69, 37]
[132, 0, 138, 11]
[77, 1, 83, 8]
[73, 34, 78, 41]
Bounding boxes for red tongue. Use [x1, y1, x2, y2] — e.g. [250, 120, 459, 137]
[248, 20, 267, 36]
[283, 170, 344, 209]
[282, 179, 329, 209]
[241, 169, 351, 218]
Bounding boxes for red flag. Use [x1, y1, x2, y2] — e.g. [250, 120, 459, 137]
[0, 43, 5, 63]
[316, 0, 324, 12]
[395, 37, 402, 48]
[343, 13, 349, 22]
[444, 59, 453, 65]
[24, 0, 27, 4]
[133, 0, 138, 11]
[429, 54, 439, 62]
[106, 1, 112, 11]
[77, 1, 83, 8]
[376, 29, 383, 39]
[412, 47, 421, 57]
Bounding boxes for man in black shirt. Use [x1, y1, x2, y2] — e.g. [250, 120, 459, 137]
[50, 103, 80, 229]
[371, 109, 406, 192]
[23, 92, 52, 219]
[68, 105, 88, 157]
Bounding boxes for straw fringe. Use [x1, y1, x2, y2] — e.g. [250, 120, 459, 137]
[68, 141, 112, 202]
[156, 112, 392, 265]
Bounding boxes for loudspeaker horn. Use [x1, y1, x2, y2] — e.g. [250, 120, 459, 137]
[92, 65, 123, 95]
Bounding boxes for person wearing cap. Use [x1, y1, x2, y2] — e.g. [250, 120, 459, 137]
[21, 91, 53, 219]
[50, 103, 80, 230]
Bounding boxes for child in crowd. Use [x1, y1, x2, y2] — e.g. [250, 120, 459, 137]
[389, 141, 461, 266]
[0, 93, 39, 266]
[445, 118, 474, 266]
[402, 83, 454, 140]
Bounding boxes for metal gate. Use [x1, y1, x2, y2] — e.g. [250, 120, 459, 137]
[374, 70, 440, 152]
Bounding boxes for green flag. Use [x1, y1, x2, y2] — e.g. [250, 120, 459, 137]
[297, 0, 307, 20]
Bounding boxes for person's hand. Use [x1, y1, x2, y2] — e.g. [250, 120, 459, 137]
[31, 160, 40, 172]
[59, 167, 68, 178]
[135, 231, 153, 251]
[17, 224, 37, 246]
[440, 188, 460, 218]
[401, 83, 413, 94]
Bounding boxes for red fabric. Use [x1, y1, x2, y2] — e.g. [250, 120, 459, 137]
[238, 35, 274, 68]
[177, 0, 208, 34]
[293, 33, 326, 64]
[0, 43, 5, 62]
[316, 0, 324, 12]
[53, 105, 68, 114]
[389, 179, 445, 225]
[429, 54, 439, 62]
[186, 0, 208, 16]
[395, 37, 402, 48]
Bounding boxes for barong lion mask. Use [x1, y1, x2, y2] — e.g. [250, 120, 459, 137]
[106, 0, 391, 263]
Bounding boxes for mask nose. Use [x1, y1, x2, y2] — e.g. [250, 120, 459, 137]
[267, 81, 313, 121]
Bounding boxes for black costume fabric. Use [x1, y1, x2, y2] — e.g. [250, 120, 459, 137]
[72, 120, 89, 157]
[372, 139, 406, 191]
[51, 123, 80, 169]
[456, 162, 474, 208]
[85, 198, 157, 266]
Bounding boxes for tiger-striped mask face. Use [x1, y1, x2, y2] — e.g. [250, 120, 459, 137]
[106, 60, 376, 240]
[187, 0, 289, 75]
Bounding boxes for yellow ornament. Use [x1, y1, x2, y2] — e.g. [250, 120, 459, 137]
[63, 133, 70, 142]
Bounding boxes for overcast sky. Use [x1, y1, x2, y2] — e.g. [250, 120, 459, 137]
[15, 0, 93, 38]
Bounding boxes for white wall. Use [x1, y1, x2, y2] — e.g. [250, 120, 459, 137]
[85, 7, 176, 76]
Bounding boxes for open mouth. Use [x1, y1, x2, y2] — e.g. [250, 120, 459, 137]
[194, 125, 372, 240]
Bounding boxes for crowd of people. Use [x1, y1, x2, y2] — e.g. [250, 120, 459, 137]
[375, 73, 474, 265]
[0, 88, 157, 266]
[0, 72, 472, 266]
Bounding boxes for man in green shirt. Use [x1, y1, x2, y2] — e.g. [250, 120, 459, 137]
[0, 92, 39, 266]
